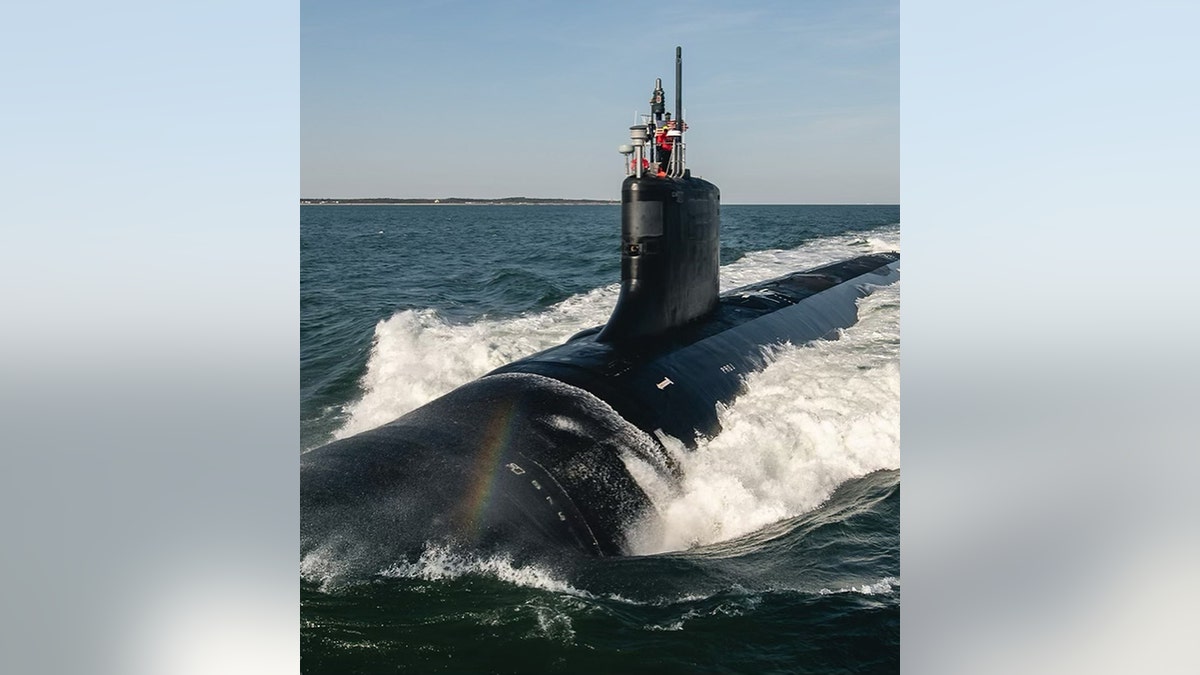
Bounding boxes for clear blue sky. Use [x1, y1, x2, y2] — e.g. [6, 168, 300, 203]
[302, 0, 897, 204]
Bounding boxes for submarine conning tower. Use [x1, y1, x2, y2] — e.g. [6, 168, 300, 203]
[598, 47, 722, 344]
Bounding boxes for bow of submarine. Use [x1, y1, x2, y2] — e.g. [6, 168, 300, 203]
[301, 372, 654, 560]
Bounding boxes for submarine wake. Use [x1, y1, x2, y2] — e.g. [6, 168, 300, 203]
[625, 281, 899, 554]
[329, 285, 622, 441]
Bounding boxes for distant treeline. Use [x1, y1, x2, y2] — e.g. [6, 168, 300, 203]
[301, 197, 617, 205]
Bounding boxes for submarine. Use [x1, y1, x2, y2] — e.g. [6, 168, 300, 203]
[301, 48, 899, 564]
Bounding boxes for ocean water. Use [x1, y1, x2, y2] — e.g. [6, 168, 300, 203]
[301, 204, 900, 673]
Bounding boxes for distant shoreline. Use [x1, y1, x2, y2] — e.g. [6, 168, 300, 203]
[300, 197, 617, 206]
[301, 199, 900, 207]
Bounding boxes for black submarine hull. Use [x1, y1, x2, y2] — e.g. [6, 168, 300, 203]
[301, 251, 899, 562]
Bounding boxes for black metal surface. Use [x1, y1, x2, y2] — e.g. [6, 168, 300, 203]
[675, 46, 683, 126]
[651, 77, 665, 117]
[597, 174, 721, 343]
[301, 373, 656, 559]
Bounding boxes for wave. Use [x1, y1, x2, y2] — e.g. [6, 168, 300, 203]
[819, 576, 899, 596]
[624, 284, 900, 554]
[303, 538, 898, 613]
[330, 284, 620, 439]
[379, 545, 588, 596]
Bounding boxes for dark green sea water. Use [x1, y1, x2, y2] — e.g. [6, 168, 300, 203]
[301, 204, 900, 673]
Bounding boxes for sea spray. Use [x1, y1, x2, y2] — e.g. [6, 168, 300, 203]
[625, 283, 900, 554]
[333, 285, 619, 438]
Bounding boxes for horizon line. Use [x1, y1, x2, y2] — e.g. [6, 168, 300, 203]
[300, 197, 900, 206]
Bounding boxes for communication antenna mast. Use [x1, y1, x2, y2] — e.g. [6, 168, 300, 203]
[667, 46, 686, 177]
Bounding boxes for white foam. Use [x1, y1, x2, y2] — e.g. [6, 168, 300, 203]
[378, 545, 590, 597]
[528, 605, 576, 644]
[374, 546, 724, 607]
[819, 576, 900, 596]
[643, 596, 764, 632]
[625, 282, 900, 555]
[334, 285, 619, 438]
[719, 228, 900, 291]
[300, 538, 365, 593]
